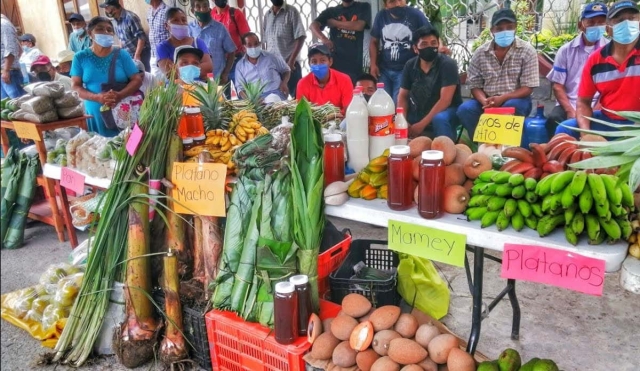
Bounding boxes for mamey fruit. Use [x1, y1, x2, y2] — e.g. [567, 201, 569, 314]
[400, 365, 424, 371]
[331, 315, 359, 341]
[432, 136, 457, 165]
[307, 313, 322, 344]
[388, 338, 428, 365]
[356, 349, 380, 371]
[369, 305, 402, 331]
[409, 137, 432, 158]
[332, 341, 357, 367]
[427, 334, 459, 363]
[444, 185, 470, 214]
[311, 331, 340, 360]
[342, 293, 372, 318]
[415, 323, 440, 348]
[464, 153, 492, 179]
[371, 356, 401, 371]
[372, 329, 402, 356]
[350, 321, 374, 351]
[447, 347, 476, 371]
[417, 357, 439, 371]
[445, 164, 467, 187]
[394, 313, 419, 338]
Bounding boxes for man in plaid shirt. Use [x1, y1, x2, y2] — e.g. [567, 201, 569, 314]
[456, 8, 539, 139]
[100, 0, 152, 72]
[147, 0, 170, 74]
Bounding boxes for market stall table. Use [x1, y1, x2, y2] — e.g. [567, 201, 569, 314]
[1, 117, 90, 247]
[325, 198, 628, 354]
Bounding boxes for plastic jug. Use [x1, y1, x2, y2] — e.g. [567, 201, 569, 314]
[522, 104, 547, 148]
[346, 89, 370, 173]
[368, 83, 395, 159]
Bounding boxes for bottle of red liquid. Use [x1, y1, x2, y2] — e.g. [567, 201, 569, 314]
[274, 282, 298, 344]
[289, 275, 312, 336]
[419, 150, 445, 219]
[183, 107, 205, 138]
[387, 145, 413, 210]
[323, 133, 345, 187]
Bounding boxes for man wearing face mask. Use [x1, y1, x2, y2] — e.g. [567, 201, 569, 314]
[545, 3, 609, 138]
[99, 0, 152, 72]
[68, 14, 92, 53]
[555, 0, 640, 138]
[56, 50, 75, 78]
[263, 0, 307, 98]
[355, 73, 377, 102]
[457, 8, 539, 140]
[31, 55, 73, 91]
[398, 27, 462, 141]
[18, 34, 43, 73]
[146, 0, 170, 75]
[235, 32, 290, 100]
[174, 45, 207, 106]
[296, 43, 354, 114]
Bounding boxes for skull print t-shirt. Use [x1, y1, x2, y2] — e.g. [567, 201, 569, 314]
[371, 6, 430, 71]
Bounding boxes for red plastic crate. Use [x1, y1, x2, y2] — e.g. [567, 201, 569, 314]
[317, 233, 352, 298]
[206, 300, 341, 371]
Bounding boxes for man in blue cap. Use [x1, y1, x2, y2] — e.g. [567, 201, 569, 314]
[545, 2, 609, 137]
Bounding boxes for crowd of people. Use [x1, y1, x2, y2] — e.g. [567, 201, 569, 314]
[1, 0, 638, 138]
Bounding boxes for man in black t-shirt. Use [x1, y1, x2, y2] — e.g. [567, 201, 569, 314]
[310, 0, 372, 83]
[397, 26, 462, 141]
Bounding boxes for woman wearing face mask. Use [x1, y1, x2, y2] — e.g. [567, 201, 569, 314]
[296, 43, 354, 114]
[18, 34, 43, 73]
[70, 17, 142, 137]
[156, 7, 213, 80]
[397, 27, 462, 141]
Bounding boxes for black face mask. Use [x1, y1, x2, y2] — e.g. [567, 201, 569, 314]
[214, 0, 228, 7]
[418, 47, 438, 62]
[388, 7, 406, 18]
[37, 72, 52, 82]
[271, 0, 284, 7]
[363, 94, 372, 102]
[59, 72, 71, 77]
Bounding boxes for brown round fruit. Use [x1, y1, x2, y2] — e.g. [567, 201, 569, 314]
[431, 136, 457, 165]
[444, 164, 466, 187]
[418, 357, 439, 371]
[463, 153, 492, 179]
[371, 356, 401, 371]
[342, 293, 372, 318]
[454, 147, 471, 166]
[350, 321, 374, 351]
[447, 348, 476, 371]
[401, 365, 424, 371]
[394, 313, 419, 338]
[359, 307, 375, 322]
[409, 137, 432, 158]
[333, 341, 357, 368]
[372, 329, 402, 356]
[462, 179, 474, 193]
[307, 313, 322, 344]
[443, 185, 470, 214]
[415, 324, 440, 348]
[369, 305, 402, 331]
[331, 315, 359, 341]
[427, 334, 459, 364]
[388, 338, 428, 365]
[311, 332, 340, 360]
[323, 317, 334, 333]
[412, 156, 421, 181]
[414, 184, 419, 204]
[455, 144, 472, 156]
[356, 349, 381, 371]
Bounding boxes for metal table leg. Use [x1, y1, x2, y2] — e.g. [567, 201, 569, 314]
[466, 245, 484, 355]
[507, 279, 521, 340]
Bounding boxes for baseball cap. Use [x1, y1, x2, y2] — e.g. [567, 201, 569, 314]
[58, 50, 75, 64]
[30, 55, 52, 71]
[581, 3, 608, 19]
[174, 45, 204, 63]
[607, 0, 639, 19]
[491, 8, 517, 27]
[307, 43, 331, 58]
[18, 33, 36, 43]
[68, 13, 85, 22]
[99, 0, 120, 8]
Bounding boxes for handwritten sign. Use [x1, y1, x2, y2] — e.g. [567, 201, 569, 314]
[12, 121, 41, 141]
[501, 243, 605, 296]
[473, 114, 524, 146]
[60, 167, 86, 194]
[170, 162, 226, 216]
[388, 219, 466, 267]
[126, 124, 144, 156]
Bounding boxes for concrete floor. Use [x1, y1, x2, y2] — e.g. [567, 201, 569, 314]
[1, 219, 639, 371]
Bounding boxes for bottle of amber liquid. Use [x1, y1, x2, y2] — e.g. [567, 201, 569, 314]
[183, 106, 205, 138]
[290, 275, 312, 336]
[419, 150, 445, 219]
[387, 145, 413, 210]
[324, 134, 345, 187]
[274, 282, 298, 344]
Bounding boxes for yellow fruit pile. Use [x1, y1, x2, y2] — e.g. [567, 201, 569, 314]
[347, 150, 390, 200]
[229, 111, 269, 142]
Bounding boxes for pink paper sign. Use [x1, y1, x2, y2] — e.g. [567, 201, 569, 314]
[501, 243, 605, 296]
[126, 124, 144, 156]
[60, 167, 86, 195]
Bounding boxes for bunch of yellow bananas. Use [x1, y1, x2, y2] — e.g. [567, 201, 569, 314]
[205, 128, 240, 152]
[230, 110, 269, 142]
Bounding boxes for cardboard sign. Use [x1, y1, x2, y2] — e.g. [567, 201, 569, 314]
[501, 243, 605, 296]
[170, 162, 226, 216]
[388, 219, 466, 267]
[473, 114, 524, 146]
[126, 123, 143, 156]
[12, 121, 41, 141]
[60, 167, 86, 194]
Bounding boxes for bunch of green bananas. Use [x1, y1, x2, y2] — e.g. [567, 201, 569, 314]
[533, 170, 635, 245]
[465, 170, 541, 232]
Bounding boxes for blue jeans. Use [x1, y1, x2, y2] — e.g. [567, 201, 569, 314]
[1, 70, 25, 99]
[456, 97, 532, 140]
[379, 68, 403, 104]
[555, 110, 634, 139]
[408, 107, 460, 141]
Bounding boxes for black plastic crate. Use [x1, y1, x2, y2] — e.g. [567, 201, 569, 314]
[329, 239, 400, 308]
[153, 290, 211, 370]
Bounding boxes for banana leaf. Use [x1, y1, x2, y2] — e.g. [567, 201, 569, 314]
[1, 153, 26, 246]
[1, 147, 19, 201]
[3, 156, 39, 249]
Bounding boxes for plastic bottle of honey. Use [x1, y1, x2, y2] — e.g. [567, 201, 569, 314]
[419, 150, 445, 219]
[387, 145, 413, 211]
[324, 133, 345, 187]
[290, 275, 312, 336]
[183, 106, 205, 138]
[274, 282, 298, 344]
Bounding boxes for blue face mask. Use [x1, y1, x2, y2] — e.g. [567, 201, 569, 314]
[145, 0, 151, 4]
[179, 65, 201, 84]
[22, 45, 31, 52]
[493, 30, 515, 47]
[72, 28, 84, 35]
[612, 20, 640, 45]
[94, 34, 114, 48]
[584, 25, 606, 43]
[310, 64, 329, 79]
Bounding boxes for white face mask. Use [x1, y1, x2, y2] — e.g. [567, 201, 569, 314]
[246, 47, 262, 59]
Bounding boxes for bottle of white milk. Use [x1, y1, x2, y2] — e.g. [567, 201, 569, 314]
[346, 89, 370, 173]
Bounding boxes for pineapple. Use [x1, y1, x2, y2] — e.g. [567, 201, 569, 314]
[189, 79, 227, 130]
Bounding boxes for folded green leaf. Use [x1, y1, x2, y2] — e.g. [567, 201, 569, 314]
[569, 155, 637, 169]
